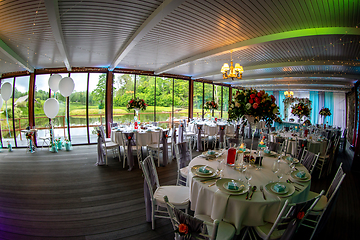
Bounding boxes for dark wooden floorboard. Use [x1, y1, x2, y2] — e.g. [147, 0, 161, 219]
[0, 141, 358, 239]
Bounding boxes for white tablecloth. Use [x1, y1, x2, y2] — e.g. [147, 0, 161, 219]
[111, 129, 161, 146]
[188, 152, 311, 234]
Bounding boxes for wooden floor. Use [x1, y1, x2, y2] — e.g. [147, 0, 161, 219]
[0, 142, 358, 240]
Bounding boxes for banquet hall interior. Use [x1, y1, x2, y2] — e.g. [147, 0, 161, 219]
[0, 0, 359, 239]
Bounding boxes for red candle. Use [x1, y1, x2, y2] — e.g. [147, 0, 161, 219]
[227, 147, 236, 165]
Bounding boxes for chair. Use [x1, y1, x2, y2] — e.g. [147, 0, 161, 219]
[300, 149, 320, 175]
[244, 190, 324, 240]
[164, 195, 236, 240]
[38, 129, 51, 150]
[339, 128, 347, 152]
[268, 142, 283, 154]
[98, 126, 120, 165]
[303, 163, 346, 239]
[99, 125, 112, 143]
[204, 125, 218, 149]
[140, 155, 189, 230]
[175, 141, 192, 186]
[147, 129, 171, 167]
[315, 137, 339, 179]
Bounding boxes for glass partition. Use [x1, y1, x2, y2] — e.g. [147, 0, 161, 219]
[0, 78, 15, 147]
[155, 77, 173, 128]
[69, 73, 88, 144]
[174, 78, 189, 122]
[193, 81, 203, 119]
[14, 76, 30, 147]
[113, 73, 135, 126]
[136, 75, 155, 124]
[89, 73, 107, 143]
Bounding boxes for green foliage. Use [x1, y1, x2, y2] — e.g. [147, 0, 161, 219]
[90, 73, 106, 105]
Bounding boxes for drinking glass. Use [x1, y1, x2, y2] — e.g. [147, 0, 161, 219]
[244, 170, 252, 184]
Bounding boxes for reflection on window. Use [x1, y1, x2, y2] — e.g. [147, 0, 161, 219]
[136, 75, 155, 124]
[155, 77, 173, 128]
[174, 79, 189, 122]
[222, 87, 229, 119]
[193, 81, 203, 119]
[69, 73, 88, 144]
[0, 78, 15, 147]
[89, 73, 107, 143]
[113, 73, 135, 126]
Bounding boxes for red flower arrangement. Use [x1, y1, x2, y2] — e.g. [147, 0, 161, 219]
[319, 107, 331, 117]
[204, 100, 218, 110]
[228, 88, 279, 125]
[291, 102, 311, 119]
[126, 97, 148, 111]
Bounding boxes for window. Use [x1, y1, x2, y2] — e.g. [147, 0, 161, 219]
[193, 81, 203, 119]
[0, 78, 15, 147]
[155, 77, 173, 128]
[222, 87, 229, 119]
[136, 75, 155, 124]
[113, 73, 135, 125]
[174, 78, 189, 121]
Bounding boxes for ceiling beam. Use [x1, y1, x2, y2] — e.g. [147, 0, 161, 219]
[155, 27, 360, 74]
[0, 38, 34, 72]
[109, 0, 186, 70]
[44, 0, 71, 71]
[193, 60, 359, 79]
[248, 85, 351, 92]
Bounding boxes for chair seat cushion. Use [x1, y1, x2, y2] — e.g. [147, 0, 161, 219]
[307, 191, 328, 211]
[255, 222, 285, 240]
[180, 166, 189, 178]
[195, 214, 236, 240]
[105, 142, 119, 148]
[154, 186, 189, 208]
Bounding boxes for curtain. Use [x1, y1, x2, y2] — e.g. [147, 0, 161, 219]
[265, 90, 274, 96]
[278, 91, 285, 119]
[332, 93, 346, 129]
[324, 92, 334, 126]
[310, 91, 319, 125]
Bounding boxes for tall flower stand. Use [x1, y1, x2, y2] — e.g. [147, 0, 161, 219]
[245, 115, 257, 156]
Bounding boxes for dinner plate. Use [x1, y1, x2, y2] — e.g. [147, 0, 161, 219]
[222, 182, 245, 192]
[290, 170, 311, 182]
[191, 165, 216, 178]
[270, 183, 289, 195]
[265, 182, 295, 197]
[282, 156, 299, 164]
[216, 178, 249, 195]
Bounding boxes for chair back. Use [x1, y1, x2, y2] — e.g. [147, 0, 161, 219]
[164, 195, 218, 240]
[326, 163, 346, 204]
[266, 190, 324, 239]
[175, 141, 192, 169]
[140, 156, 160, 198]
[98, 126, 106, 144]
[301, 149, 320, 174]
[268, 142, 282, 153]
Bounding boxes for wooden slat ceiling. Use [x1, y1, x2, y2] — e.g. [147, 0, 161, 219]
[0, 0, 359, 92]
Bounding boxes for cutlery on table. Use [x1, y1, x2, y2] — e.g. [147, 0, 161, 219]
[201, 177, 219, 183]
[260, 185, 266, 200]
[246, 185, 251, 200]
[248, 186, 257, 200]
[208, 181, 216, 187]
[287, 179, 305, 187]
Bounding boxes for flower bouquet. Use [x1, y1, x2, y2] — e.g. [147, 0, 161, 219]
[229, 88, 279, 126]
[291, 102, 311, 120]
[126, 97, 148, 111]
[204, 100, 218, 110]
[319, 107, 331, 117]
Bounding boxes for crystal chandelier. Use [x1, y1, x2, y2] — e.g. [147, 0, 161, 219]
[221, 51, 243, 80]
[284, 90, 294, 98]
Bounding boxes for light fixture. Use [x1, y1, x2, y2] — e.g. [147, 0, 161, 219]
[221, 51, 243, 80]
[284, 90, 294, 98]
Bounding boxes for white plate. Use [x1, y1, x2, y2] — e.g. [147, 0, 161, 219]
[222, 182, 245, 192]
[270, 183, 289, 195]
[191, 165, 216, 177]
[282, 156, 299, 164]
[265, 182, 295, 197]
[216, 178, 249, 195]
[291, 170, 311, 182]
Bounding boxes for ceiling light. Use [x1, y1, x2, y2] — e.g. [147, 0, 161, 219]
[221, 51, 243, 80]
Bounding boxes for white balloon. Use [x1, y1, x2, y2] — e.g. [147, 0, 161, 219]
[48, 74, 62, 92]
[43, 98, 59, 119]
[59, 77, 75, 97]
[1, 82, 12, 101]
[0, 95, 3, 109]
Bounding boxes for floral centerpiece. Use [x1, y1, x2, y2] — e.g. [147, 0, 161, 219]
[228, 88, 279, 126]
[204, 100, 218, 110]
[126, 97, 148, 111]
[319, 107, 331, 117]
[291, 102, 311, 120]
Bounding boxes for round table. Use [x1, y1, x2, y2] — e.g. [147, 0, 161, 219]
[188, 151, 311, 234]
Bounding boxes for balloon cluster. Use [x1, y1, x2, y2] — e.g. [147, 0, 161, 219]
[44, 74, 75, 119]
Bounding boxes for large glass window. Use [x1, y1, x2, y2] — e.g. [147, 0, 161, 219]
[204, 83, 213, 119]
[34, 74, 51, 146]
[193, 81, 203, 119]
[113, 73, 135, 125]
[155, 77, 173, 128]
[136, 75, 155, 124]
[14, 76, 30, 147]
[214, 85, 222, 119]
[0, 78, 15, 147]
[222, 87, 229, 119]
[174, 78, 189, 121]
[89, 73, 107, 143]
[69, 73, 88, 144]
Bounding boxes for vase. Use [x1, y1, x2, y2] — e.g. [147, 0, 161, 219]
[65, 142, 71, 151]
[134, 108, 139, 121]
[245, 115, 257, 156]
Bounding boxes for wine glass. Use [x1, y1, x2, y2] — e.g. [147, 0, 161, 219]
[217, 159, 226, 178]
[271, 160, 280, 182]
[244, 170, 252, 184]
